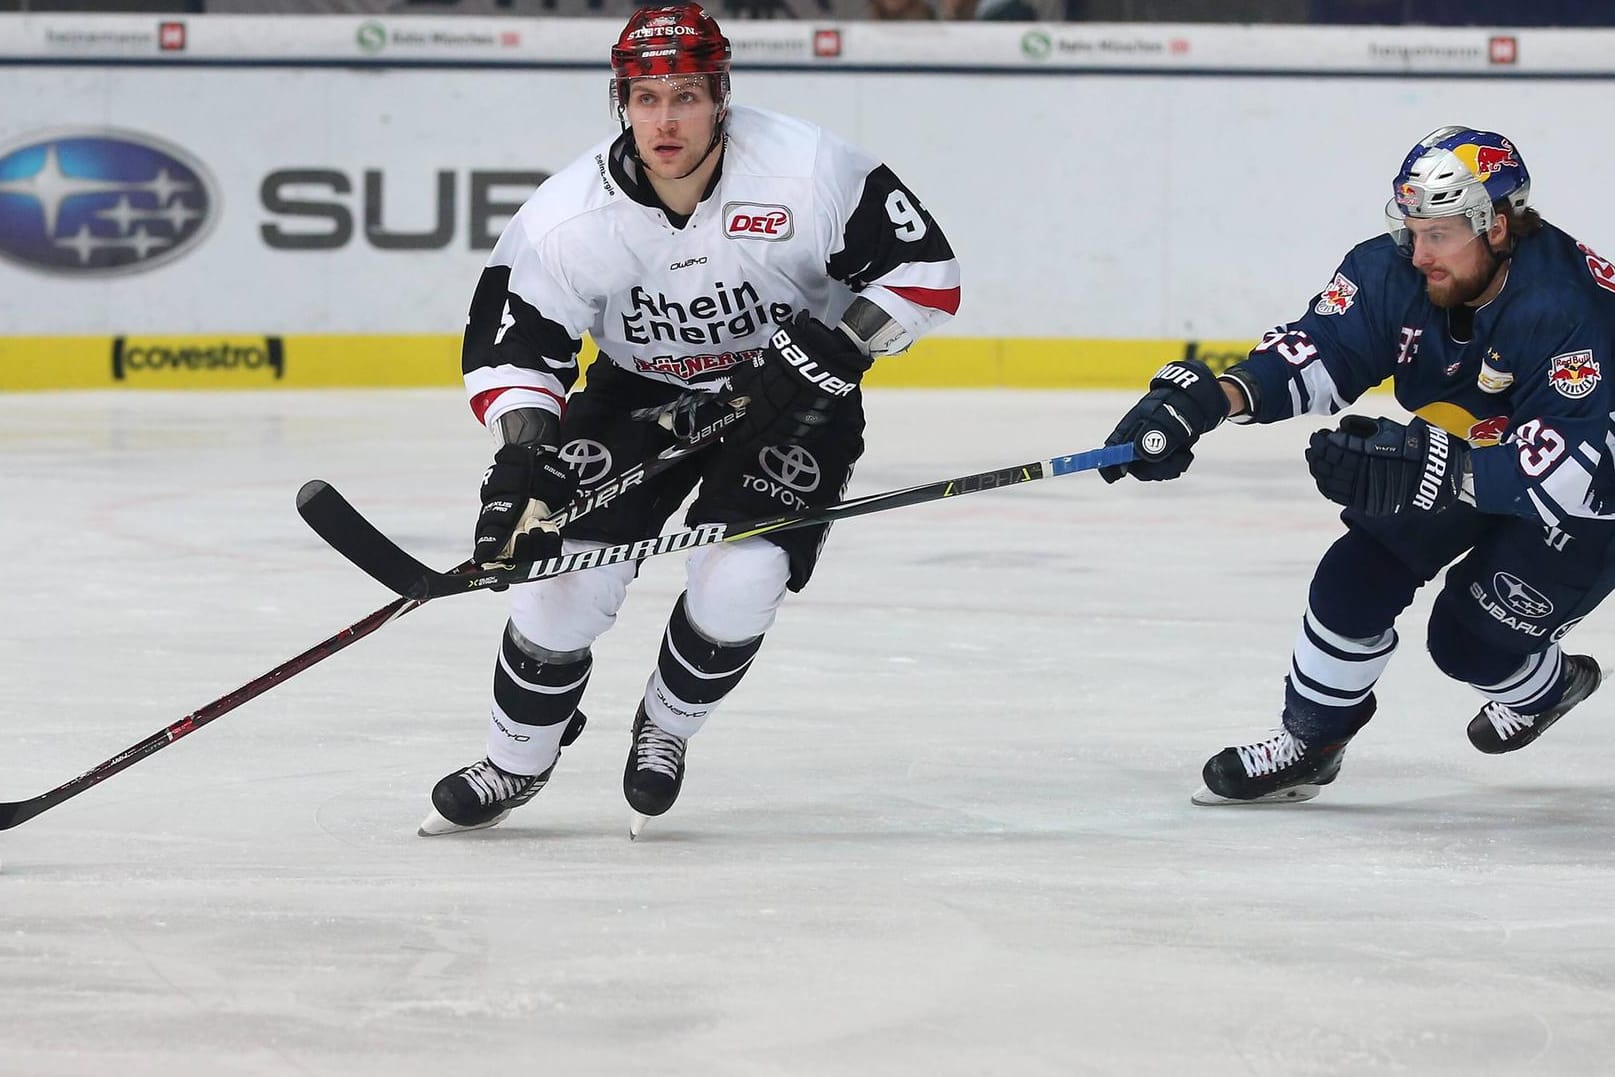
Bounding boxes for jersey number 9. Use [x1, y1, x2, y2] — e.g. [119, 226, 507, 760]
[885, 190, 928, 242]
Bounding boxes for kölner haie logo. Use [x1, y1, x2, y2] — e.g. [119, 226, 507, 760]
[0, 128, 217, 276]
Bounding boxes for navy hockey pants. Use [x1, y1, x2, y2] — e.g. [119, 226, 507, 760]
[1312, 504, 1615, 691]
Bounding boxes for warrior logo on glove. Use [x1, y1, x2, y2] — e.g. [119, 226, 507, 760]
[1305, 414, 1466, 516]
[1100, 358, 1231, 483]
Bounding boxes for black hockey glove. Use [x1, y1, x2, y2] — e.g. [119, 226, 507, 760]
[725, 311, 872, 448]
[630, 389, 746, 449]
[1100, 359, 1230, 482]
[473, 444, 579, 565]
[1305, 415, 1466, 516]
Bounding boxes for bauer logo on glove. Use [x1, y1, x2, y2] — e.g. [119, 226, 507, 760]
[769, 323, 859, 398]
[721, 311, 872, 449]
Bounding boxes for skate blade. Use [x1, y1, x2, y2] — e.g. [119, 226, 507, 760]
[1191, 784, 1321, 806]
[417, 807, 512, 837]
[628, 811, 651, 841]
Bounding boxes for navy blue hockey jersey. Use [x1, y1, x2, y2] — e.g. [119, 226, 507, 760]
[1230, 221, 1615, 527]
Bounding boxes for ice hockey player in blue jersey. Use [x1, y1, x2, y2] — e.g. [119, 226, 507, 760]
[1101, 125, 1615, 804]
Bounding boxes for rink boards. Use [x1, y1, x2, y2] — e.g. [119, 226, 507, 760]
[0, 333, 1260, 391]
[6, 17, 1615, 392]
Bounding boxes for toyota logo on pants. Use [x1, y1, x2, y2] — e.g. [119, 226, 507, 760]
[759, 445, 821, 492]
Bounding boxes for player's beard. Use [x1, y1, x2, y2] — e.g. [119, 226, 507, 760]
[1424, 250, 1504, 308]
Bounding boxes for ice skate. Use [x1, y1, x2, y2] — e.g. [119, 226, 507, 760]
[418, 710, 585, 836]
[1193, 695, 1375, 806]
[624, 704, 687, 839]
[1192, 728, 1358, 805]
[419, 758, 553, 836]
[1468, 653, 1602, 755]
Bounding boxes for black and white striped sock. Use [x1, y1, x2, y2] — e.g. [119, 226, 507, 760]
[486, 623, 591, 774]
[643, 593, 764, 739]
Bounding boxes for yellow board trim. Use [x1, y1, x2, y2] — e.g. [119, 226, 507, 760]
[0, 334, 1266, 392]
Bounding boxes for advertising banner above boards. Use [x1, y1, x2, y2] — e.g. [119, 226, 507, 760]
[2, 14, 1615, 75]
[5, 15, 1615, 391]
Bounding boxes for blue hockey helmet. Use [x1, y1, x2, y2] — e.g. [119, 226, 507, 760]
[1385, 126, 1531, 255]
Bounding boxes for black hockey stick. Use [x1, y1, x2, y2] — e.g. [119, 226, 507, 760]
[300, 441, 1135, 603]
[0, 426, 731, 831]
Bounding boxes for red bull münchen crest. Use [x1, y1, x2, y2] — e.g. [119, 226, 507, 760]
[1548, 349, 1600, 399]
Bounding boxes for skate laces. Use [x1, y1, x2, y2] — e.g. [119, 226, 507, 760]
[1235, 730, 1307, 777]
[1480, 701, 1533, 739]
[634, 720, 686, 778]
[462, 759, 531, 805]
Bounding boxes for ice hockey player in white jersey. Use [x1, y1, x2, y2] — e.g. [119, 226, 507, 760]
[421, 3, 960, 838]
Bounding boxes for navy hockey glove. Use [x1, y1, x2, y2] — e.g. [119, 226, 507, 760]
[725, 311, 872, 448]
[1305, 415, 1466, 516]
[1100, 359, 1230, 482]
[474, 444, 578, 565]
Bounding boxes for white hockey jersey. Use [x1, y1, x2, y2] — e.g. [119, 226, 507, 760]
[462, 105, 960, 429]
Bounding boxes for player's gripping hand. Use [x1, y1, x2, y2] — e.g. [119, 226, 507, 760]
[631, 390, 745, 449]
[473, 444, 578, 565]
[1100, 359, 1230, 482]
[725, 311, 872, 448]
[1305, 415, 1466, 515]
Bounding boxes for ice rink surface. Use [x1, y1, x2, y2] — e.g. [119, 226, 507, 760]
[3, 388, 1614, 1076]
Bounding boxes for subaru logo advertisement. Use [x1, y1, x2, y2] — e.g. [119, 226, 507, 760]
[0, 128, 217, 276]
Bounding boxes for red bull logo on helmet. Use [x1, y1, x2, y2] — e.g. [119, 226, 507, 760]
[1453, 141, 1520, 180]
[1548, 349, 1601, 399]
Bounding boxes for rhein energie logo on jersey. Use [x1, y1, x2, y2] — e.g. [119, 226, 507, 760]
[621, 280, 793, 347]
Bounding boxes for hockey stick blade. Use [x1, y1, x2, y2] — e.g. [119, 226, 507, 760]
[297, 480, 440, 601]
[298, 432, 728, 602]
[403, 441, 1136, 600]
